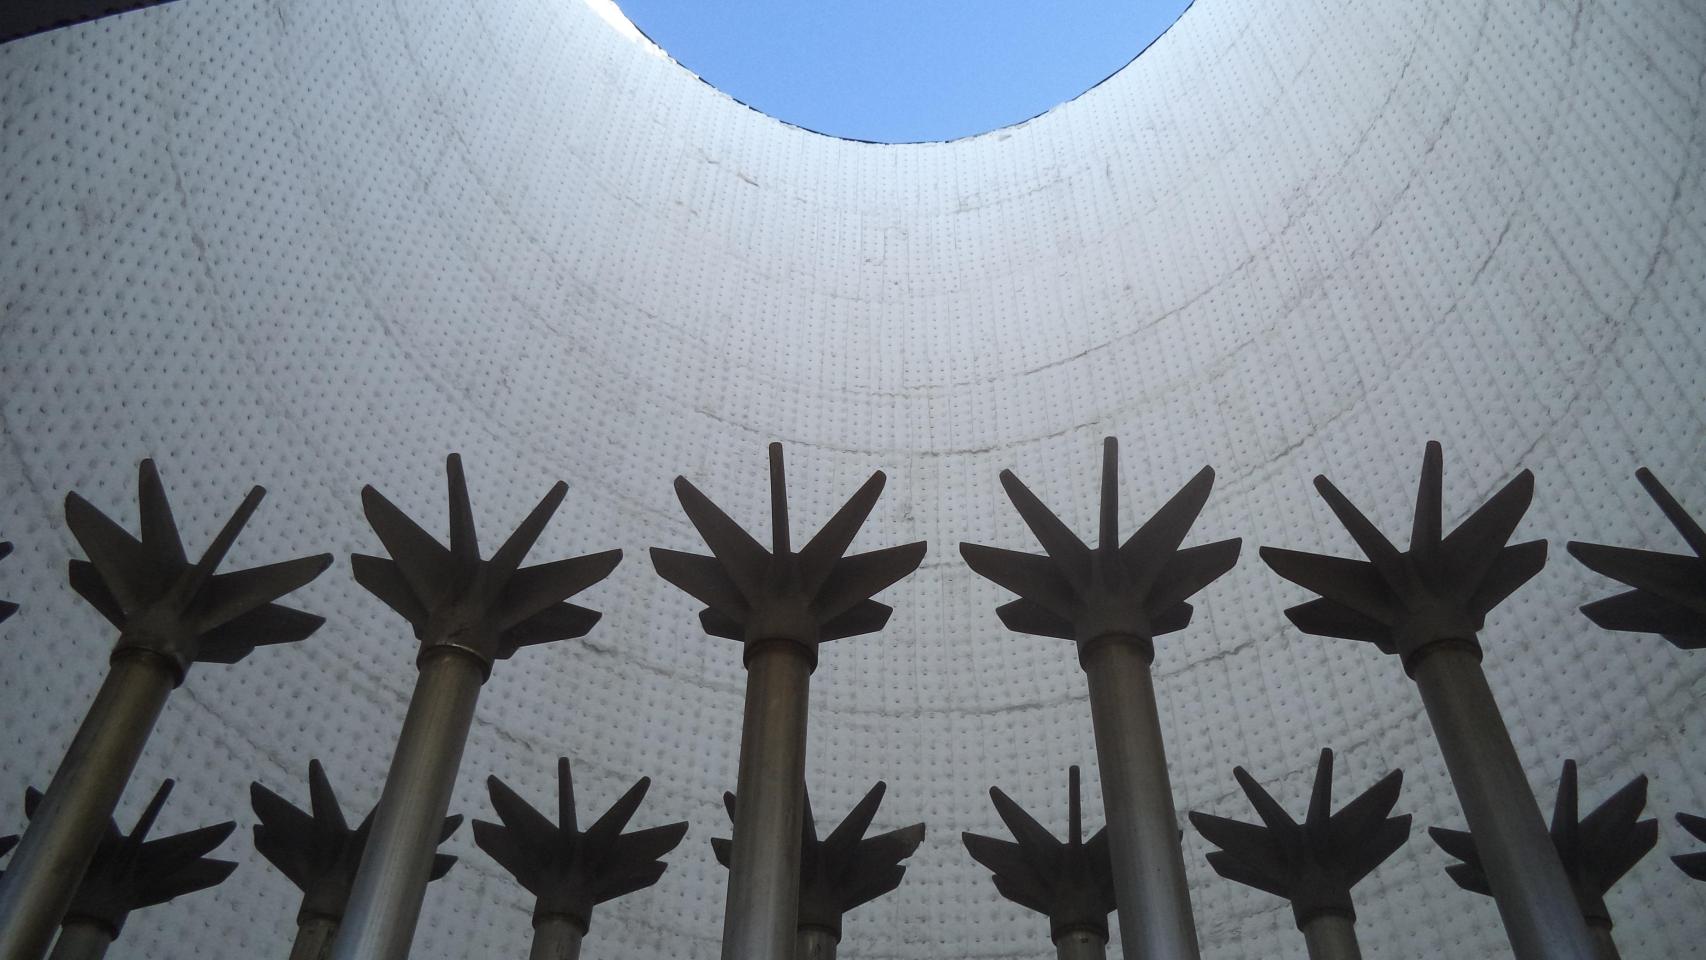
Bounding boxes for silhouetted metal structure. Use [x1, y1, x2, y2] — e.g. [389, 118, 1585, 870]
[1569, 468, 1706, 649]
[0, 461, 330, 960]
[713, 781, 924, 960]
[474, 757, 688, 960]
[1189, 749, 1409, 960]
[0, 542, 16, 624]
[330, 454, 621, 960]
[28, 780, 234, 960]
[963, 767, 1116, 960]
[1431, 760, 1656, 960]
[1675, 814, 1706, 881]
[961, 438, 1238, 960]
[651, 443, 925, 960]
[252, 760, 460, 960]
[0, 1, 182, 45]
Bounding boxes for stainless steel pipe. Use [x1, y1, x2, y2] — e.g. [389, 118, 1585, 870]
[328, 650, 485, 960]
[1411, 646, 1596, 960]
[528, 916, 584, 960]
[1300, 915, 1362, 960]
[42, 923, 109, 960]
[1082, 638, 1201, 960]
[1056, 930, 1109, 960]
[719, 640, 812, 960]
[796, 926, 837, 960]
[0, 653, 175, 960]
[288, 916, 339, 960]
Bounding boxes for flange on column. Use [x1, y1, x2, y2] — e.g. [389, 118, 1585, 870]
[27, 780, 236, 960]
[1432, 760, 1656, 960]
[712, 781, 926, 960]
[251, 760, 462, 960]
[474, 757, 689, 960]
[960, 437, 1239, 960]
[963, 767, 1116, 960]
[1189, 749, 1409, 960]
[1260, 441, 1595, 960]
[651, 443, 925, 960]
[1567, 468, 1706, 649]
[331, 454, 621, 960]
[0, 461, 331, 960]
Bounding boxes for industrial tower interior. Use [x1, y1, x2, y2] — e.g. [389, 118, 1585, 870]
[0, 0, 1703, 958]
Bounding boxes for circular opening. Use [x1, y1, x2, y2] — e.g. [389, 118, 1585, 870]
[609, 0, 1195, 143]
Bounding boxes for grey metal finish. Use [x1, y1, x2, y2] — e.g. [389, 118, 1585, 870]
[328, 650, 484, 960]
[959, 438, 1238, 960]
[287, 916, 338, 960]
[1432, 759, 1655, 957]
[1299, 914, 1362, 960]
[331, 454, 621, 960]
[0, 461, 329, 960]
[1081, 643, 1199, 960]
[650, 444, 925, 960]
[475, 757, 688, 943]
[1056, 930, 1108, 960]
[1190, 749, 1408, 937]
[1411, 648, 1595, 960]
[527, 915, 584, 960]
[722, 642, 813, 960]
[1569, 467, 1706, 650]
[0, 657, 173, 960]
[1260, 442, 1596, 960]
[796, 925, 837, 960]
[42, 923, 108, 960]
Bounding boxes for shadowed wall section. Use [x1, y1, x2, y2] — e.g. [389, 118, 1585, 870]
[0, 0, 1702, 956]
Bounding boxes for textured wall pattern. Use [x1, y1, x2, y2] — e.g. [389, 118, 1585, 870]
[1, 0, 1704, 956]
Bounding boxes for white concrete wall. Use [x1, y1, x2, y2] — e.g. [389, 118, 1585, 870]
[0, 0, 1702, 956]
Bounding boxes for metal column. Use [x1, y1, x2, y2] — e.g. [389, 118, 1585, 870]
[796, 926, 837, 960]
[287, 917, 339, 960]
[42, 923, 108, 960]
[1299, 915, 1362, 960]
[527, 916, 584, 960]
[1081, 640, 1198, 960]
[722, 641, 812, 960]
[1056, 930, 1109, 960]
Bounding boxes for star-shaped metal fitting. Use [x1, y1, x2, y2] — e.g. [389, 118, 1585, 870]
[65, 460, 333, 683]
[23, 780, 236, 937]
[0, 1, 183, 45]
[1675, 813, 1706, 881]
[960, 437, 1240, 665]
[0, 540, 17, 625]
[962, 766, 1116, 944]
[474, 757, 688, 933]
[0, 834, 16, 870]
[1260, 442, 1547, 673]
[352, 454, 622, 675]
[252, 759, 460, 923]
[650, 443, 927, 667]
[712, 782, 925, 941]
[1189, 749, 1409, 928]
[1567, 468, 1706, 650]
[1430, 760, 1656, 929]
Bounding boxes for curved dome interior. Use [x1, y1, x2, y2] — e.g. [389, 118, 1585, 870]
[1, 0, 1703, 957]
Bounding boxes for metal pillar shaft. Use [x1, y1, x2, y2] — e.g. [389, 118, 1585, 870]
[1300, 914, 1362, 960]
[527, 915, 584, 960]
[1410, 646, 1596, 960]
[44, 923, 110, 960]
[329, 650, 485, 960]
[1056, 931, 1109, 960]
[0, 653, 175, 960]
[1082, 639, 1201, 960]
[796, 926, 837, 960]
[1589, 926, 1620, 960]
[720, 641, 812, 960]
[288, 916, 339, 960]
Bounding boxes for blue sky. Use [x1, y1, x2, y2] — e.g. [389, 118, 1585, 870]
[609, 1, 1195, 143]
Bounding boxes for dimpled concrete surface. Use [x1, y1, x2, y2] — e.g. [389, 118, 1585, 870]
[0, 0, 1702, 957]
